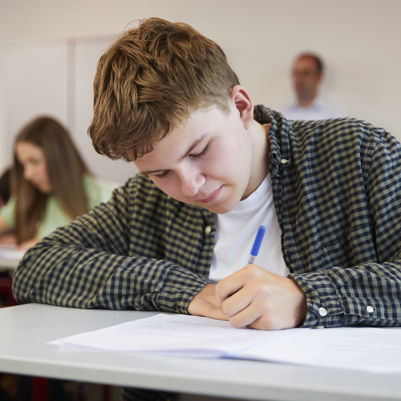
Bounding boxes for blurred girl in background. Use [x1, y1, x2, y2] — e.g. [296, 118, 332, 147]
[0, 116, 116, 250]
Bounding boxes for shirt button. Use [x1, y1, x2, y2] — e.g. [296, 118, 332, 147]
[280, 158, 288, 165]
[366, 305, 374, 313]
[204, 225, 212, 235]
[318, 307, 328, 317]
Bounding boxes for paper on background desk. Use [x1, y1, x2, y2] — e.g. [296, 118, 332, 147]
[0, 247, 25, 259]
[50, 314, 401, 373]
[0, 246, 25, 269]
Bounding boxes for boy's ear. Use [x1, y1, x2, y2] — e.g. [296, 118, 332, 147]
[230, 85, 254, 129]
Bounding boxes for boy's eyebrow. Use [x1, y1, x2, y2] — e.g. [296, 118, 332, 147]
[140, 135, 206, 175]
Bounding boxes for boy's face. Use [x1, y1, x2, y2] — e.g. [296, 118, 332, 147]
[135, 92, 258, 214]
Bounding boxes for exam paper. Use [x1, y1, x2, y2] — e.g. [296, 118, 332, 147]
[51, 314, 293, 357]
[51, 314, 401, 373]
[235, 326, 401, 373]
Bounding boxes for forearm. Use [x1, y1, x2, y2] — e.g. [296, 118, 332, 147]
[12, 193, 209, 312]
[12, 174, 213, 312]
[13, 237, 208, 312]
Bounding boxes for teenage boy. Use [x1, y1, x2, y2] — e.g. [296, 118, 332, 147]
[13, 17, 401, 401]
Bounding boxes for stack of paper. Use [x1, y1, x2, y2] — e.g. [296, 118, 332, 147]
[51, 314, 401, 373]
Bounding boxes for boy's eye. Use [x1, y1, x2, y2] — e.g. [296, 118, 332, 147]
[189, 144, 209, 158]
[152, 171, 169, 179]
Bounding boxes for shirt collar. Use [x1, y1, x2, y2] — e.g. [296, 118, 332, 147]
[253, 105, 292, 176]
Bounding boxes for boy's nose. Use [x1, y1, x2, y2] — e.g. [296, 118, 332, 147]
[179, 168, 205, 198]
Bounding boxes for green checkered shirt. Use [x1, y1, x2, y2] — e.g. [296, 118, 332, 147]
[13, 106, 401, 328]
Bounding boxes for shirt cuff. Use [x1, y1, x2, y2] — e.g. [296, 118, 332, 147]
[290, 271, 345, 328]
[156, 263, 209, 314]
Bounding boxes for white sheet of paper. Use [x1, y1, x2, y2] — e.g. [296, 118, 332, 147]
[0, 246, 25, 259]
[235, 326, 401, 373]
[50, 313, 401, 373]
[51, 314, 292, 357]
[0, 246, 25, 268]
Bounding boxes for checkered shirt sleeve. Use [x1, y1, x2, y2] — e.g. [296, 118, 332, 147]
[12, 175, 213, 313]
[266, 111, 401, 328]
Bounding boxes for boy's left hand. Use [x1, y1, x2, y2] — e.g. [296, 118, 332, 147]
[188, 283, 228, 321]
[215, 265, 308, 330]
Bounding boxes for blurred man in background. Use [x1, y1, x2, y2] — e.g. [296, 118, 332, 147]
[282, 52, 345, 120]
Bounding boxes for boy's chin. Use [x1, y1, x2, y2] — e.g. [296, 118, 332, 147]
[201, 201, 236, 215]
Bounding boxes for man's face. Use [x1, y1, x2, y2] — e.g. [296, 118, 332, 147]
[291, 56, 321, 103]
[135, 101, 256, 214]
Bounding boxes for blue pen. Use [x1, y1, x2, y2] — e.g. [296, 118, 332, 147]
[248, 225, 266, 264]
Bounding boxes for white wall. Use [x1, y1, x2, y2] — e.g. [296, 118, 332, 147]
[1, 0, 401, 178]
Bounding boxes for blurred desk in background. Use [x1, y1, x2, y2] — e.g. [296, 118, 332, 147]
[0, 246, 23, 305]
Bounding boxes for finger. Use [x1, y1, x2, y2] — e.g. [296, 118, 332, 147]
[220, 287, 252, 317]
[216, 265, 271, 303]
[248, 315, 275, 330]
[205, 306, 229, 321]
[215, 276, 244, 305]
[229, 300, 265, 328]
[192, 302, 228, 321]
[188, 294, 228, 321]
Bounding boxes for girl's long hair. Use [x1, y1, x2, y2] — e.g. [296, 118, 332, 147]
[12, 116, 90, 243]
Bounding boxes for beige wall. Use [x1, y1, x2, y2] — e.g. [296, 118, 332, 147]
[1, 0, 400, 174]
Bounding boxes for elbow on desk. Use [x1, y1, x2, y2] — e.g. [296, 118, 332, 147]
[12, 246, 44, 304]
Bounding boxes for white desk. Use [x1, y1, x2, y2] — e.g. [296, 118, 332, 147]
[0, 304, 401, 401]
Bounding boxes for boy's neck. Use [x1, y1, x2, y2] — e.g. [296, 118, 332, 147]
[245, 121, 270, 198]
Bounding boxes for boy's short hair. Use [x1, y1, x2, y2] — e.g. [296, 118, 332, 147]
[89, 17, 240, 161]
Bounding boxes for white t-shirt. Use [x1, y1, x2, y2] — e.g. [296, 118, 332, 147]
[281, 98, 346, 121]
[209, 174, 288, 282]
